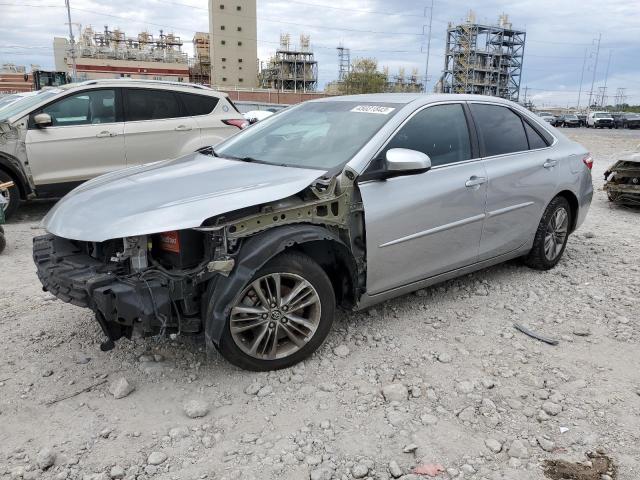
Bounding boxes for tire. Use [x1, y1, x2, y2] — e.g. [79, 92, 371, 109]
[0, 233, 5, 254]
[0, 170, 20, 220]
[524, 196, 572, 271]
[218, 252, 336, 371]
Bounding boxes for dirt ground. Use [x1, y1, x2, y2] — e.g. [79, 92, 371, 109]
[1, 128, 639, 480]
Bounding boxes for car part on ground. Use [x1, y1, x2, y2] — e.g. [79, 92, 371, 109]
[32, 93, 593, 370]
[604, 152, 640, 206]
[0, 79, 245, 218]
[0, 180, 11, 253]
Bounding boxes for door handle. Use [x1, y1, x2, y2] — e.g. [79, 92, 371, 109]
[174, 125, 192, 131]
[543, 159, 558, 169]
[465, 176, 487, 188]
[96, 131, 118, 138]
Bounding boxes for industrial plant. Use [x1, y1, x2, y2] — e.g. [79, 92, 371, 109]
[438, 12, 526, 101]
[259, 34, 318, 92]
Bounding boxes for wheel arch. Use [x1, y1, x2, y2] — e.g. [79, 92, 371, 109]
[555, 189, 579, 233]
[203, 224, 357, 347]
[0, 153, 32, 199]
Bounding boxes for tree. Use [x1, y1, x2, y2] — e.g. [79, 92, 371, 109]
[339, 58, 387, 95]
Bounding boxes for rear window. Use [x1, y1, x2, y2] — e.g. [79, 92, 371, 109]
[179, 93, 219, 116]
[125, 89, 181, 121]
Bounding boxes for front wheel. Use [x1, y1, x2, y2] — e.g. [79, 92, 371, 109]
[217, 252, 335, 371]
[0, 170, 20, 220]
[524, 196, 572, 270]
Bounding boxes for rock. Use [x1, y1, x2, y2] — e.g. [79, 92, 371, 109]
[257, 385, 273, 397]
[74, 354, 91, 364]
[420, 414, 438, 425]
[305, 455, 322, 466]
[456, 380, 474, 394]
[485, 438, 503, 453]
[36, 447, 56, 470]
[108, 377, 135, 399]
[147, 451, 167, 465]
[507, 440, 530, 459]
[572, 327, 591, 337]
[309, 467, 332, 480]
[109, 465, 125, 479]
[183, 399, 209, 418]
[457, 405, 477, 423]
[382, 383, 408, 402]
[333, 344, 350, 358]
[168, 426, 190, 439]
[403, 443, 418, 453]
[389, 460, 403, 478]
[351, 463, 369, 478]
[244, 382, 262, 395]
[42, 369, 53, 377]
[542, 401, 562, 416]
[537, 437, 555, 452]
[436, 352, 452, 363]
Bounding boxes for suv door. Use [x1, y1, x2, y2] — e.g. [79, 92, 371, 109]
[25, 88, 125, 188]
[469, 103, 559, 261]
[123, 88, 199, 165]
[358, 102, 487, 295]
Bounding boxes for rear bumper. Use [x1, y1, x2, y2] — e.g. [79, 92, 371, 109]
[33, 234, 185, 342]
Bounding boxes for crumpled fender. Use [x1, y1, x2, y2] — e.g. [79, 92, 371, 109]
[203, 224, 346, 346]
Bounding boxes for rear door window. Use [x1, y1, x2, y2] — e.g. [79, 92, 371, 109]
[179, 93, 219, 116]
[125, 89, 181, 121]
[470, 104, 529, 157]
[382, 103, 472, 167]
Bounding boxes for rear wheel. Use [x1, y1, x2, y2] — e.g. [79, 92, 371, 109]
[0, 170, 20, 220]
[218, 252, 335, 371]
[524, 196, 572, 270]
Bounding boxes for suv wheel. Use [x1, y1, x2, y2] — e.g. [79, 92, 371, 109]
[218, 252, 335, 371]
[0, 170, 20, 220]
[524, 196, 572, 270]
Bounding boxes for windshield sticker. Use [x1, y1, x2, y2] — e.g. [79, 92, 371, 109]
[351, 105, 395, 115]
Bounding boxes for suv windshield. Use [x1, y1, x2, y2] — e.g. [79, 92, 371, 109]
[214, 101, 400, 170]
[594, 113, 611, 118]
[0, 89, 61, 122]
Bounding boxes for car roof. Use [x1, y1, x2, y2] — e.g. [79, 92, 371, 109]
[310, 93, 520, 107]
[59, 79, 228, 97]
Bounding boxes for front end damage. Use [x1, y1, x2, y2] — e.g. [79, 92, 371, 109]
[33, 175, 364, 350]
[604, 152, 640, 206]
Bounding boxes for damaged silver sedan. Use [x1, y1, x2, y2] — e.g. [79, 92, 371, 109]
[33, 94, 593, 370]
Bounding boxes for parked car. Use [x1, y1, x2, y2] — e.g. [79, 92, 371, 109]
[616, 113, 640, 129]
[576, 114, 587, 127]
[33, 94, 593, 371]
[556, 114, 580, 128]
[0, 79, 246, 218]
[538, 112, 556, 124]
[586, 111, 614, 128]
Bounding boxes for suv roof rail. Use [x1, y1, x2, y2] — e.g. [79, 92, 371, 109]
[74, 79, 212, 90]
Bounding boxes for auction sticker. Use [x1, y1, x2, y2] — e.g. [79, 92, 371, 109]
[350, 105, 395, 114]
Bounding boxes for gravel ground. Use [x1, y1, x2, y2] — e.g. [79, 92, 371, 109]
[1, 128, 639, 480]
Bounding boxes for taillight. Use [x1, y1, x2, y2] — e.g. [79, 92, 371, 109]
[158, 231, 180, 253]
[582, 153, 593, 170]
[223, 119, 249, 130]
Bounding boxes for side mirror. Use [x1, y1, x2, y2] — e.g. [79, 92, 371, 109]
[33, 113, 52, 128]
[386, 148, 432, 174]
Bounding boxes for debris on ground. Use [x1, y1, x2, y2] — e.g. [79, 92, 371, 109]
[413, 463, 445, 476]
[543, 451, 616, 480]
[514, 322, 560, 345]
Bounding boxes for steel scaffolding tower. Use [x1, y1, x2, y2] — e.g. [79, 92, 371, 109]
[259, 34, 318, 92]
[439, 13, 526, 102]
[337, 44, 351, 82]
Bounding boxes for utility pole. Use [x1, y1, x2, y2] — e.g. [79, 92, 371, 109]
[422, 0, 434, 93]
[587, 33, 601, 109]
[65, 0, 77, 81]
[576, 48, 587, 111]
[600, 49, 612, 108]
[523, 85, 529, 104]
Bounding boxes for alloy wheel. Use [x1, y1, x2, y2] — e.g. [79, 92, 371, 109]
[544, 207, 568, 261]
[229, 272, 322, 360]
[0, 187, 10, 212]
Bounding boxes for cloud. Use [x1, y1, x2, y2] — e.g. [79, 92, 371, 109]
[1, 0, 638, 105]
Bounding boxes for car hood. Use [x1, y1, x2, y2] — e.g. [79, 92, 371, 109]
[43, 152, 325, 242]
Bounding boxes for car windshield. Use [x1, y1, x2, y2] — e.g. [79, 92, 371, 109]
[594, 113, 610, 118]
[214, 101, 401, 170]
[0, 89, 61, 122]
[0, 94, 20, 110]
[566, 115, 578, 119]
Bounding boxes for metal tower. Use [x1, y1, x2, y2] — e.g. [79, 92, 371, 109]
[337, 44, 351, 82]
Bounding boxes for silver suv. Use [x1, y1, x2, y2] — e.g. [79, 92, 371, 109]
[0, 79, 246, 218]
[33, 94, 593, 371]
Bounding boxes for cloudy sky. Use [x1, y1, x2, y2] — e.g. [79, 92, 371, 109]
[1, 0, 639, 106]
